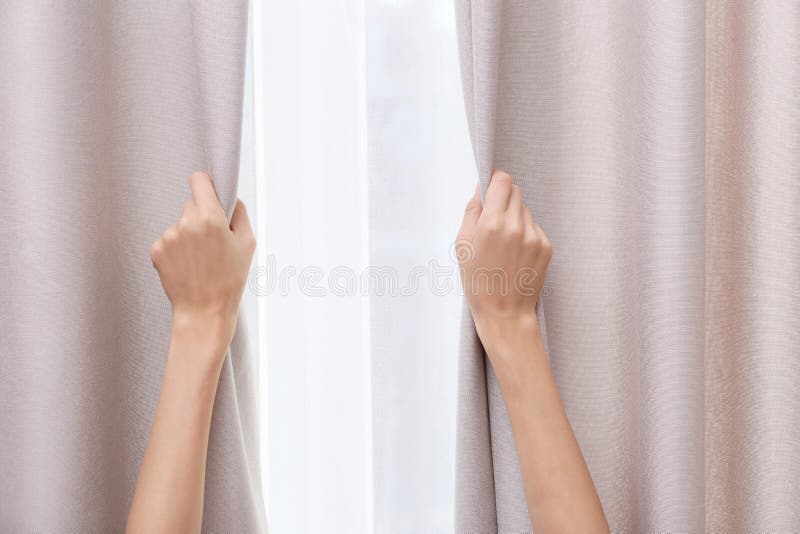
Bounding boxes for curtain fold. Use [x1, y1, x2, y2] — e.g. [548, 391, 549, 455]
[0, 2, 265, 531]
[454, 1, 800, 532]
[705, 2, 800, 530]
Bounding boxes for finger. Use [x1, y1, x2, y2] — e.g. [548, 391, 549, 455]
[230, 198, 255, 241]
[508, 184, 524, 224]
[149, 238, 164, 267]
[162, 224, 179, 244]
[533, 223, 552, 255]
[532, 222, 545, 240]
[180, 198, 195, 219]
[457, 183, 482, 240]
[523, 207, 538, 242]
[483, 170, 513, 215]
[523, 205, 535, 230]
[189, 171, 222, 210]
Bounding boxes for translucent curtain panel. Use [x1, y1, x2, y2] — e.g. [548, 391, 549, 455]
[251, 1, 475, 531]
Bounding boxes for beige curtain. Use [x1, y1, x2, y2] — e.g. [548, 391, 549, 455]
[454, 1, 800, 532]
[0, 2, 265, 531]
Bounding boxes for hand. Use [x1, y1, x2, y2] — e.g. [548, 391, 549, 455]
[150, 172, 256, 350]
[456, 173, 609, 534]
[456, 170, 552, 357]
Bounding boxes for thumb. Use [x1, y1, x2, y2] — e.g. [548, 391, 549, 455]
[230, 198, 254, 242]
[457, 183, 482, 241]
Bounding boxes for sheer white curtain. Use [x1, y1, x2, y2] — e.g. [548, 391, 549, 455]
[239, 1, 476, 532]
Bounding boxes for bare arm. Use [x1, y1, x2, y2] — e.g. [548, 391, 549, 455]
[127, 172, 256, 534]
[457, 170, 608, 533]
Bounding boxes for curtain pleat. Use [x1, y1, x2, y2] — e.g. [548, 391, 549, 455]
[454, 1, 800, 532]
[0, 2, 265, 531]
[705, 2, 800, 531]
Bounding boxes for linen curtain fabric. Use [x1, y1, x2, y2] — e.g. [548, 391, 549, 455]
[0, 1, 265, 532]
[454, 1, 800, 533]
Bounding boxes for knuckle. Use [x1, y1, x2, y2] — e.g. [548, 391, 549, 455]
[506, 225, 523, 240]
[484, 219, 502, 235]
[190, 171, 210, 182]
[162, 228, 177, 243]
[523, 233, 537, 247]
[243, 232, 257, 252]
[493, 170, 512, 184]
[543, 243, 553, 260]
[198, 210, 221, 229]
[149, 240, 163, 263]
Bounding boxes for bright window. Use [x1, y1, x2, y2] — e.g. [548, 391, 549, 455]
[239, 2, 476, 532]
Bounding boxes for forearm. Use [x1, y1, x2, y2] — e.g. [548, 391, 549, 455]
[127, 316, 229, 534]
[479, 316, 609, 534]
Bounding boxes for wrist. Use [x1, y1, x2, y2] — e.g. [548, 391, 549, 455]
[172, 305, 235, 337]
[473, 311, 546, 381]
[163, 321, 228, 402]
[473, 310, 538, 351]
[170, 308, 235, 364]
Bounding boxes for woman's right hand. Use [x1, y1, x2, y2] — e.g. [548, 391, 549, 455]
[455, 170, 552, 369]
